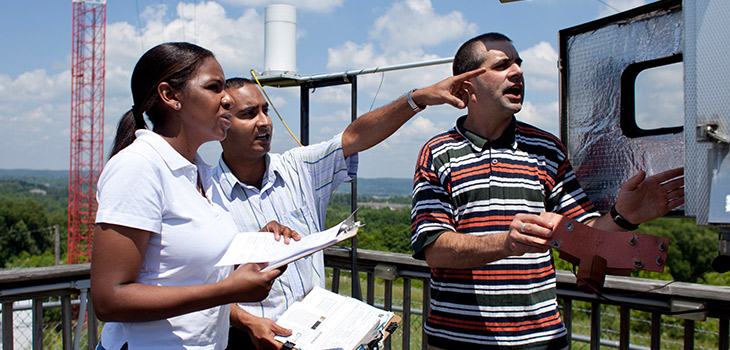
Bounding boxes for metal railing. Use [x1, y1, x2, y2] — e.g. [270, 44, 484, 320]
[325, 247, 730, 350]
[0, 263, 95, 350]
[1, 249, 729, 350]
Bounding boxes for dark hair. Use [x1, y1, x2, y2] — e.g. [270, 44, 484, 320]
[225, 77, 255, 90]
[110, 42, 215, 158]
[453, 32, 512, 76]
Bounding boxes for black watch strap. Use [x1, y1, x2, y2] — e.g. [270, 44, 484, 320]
[610, 205, 639, 231]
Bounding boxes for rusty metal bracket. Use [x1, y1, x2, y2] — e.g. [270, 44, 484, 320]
[541, 212, 670, 293]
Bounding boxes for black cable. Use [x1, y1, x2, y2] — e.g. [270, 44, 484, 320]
[595, 0, 621, 13]
[369, 72, 385, 112]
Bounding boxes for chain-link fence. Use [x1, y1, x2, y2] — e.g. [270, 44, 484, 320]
[1, 296, 98, 350]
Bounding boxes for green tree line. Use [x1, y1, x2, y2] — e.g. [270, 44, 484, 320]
[2, 176, 728, 287]
[0, 178, 68, 268]
[326, 193, 729, 286]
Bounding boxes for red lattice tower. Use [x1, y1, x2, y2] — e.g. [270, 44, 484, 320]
[68, 0, 106, 264]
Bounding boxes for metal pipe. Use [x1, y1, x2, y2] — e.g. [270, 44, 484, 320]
[563, 298, 573, 346]
[88, 297, 98, 349]
[619, 305, 630, 350]
[3, 302, 13, 350]
[366, 272, 375, 306]
[350, 75, 362, 302]
[398, 270, 430, 279]
[62, 296, 72, 350]
[0, 281, 87, 297]
[32, 298, 43, 350]
[331, 268, 340, 293]
[384, 280, 393, 350]
[557, 289, 670, 310]
[650, 312, 661, 350]
[402, 278, 412, 350]
[73, 290, 88, 350]
[261, 57, 453, 85]
[591, 302, 601, 349]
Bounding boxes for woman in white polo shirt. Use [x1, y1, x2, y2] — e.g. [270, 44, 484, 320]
[90, 42, 283, 350]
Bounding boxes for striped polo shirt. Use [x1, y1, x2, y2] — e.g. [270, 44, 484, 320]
[411, 116, 599, 349]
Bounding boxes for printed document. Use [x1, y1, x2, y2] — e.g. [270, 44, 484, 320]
[216, 211, 361, 271]
[274, 287, 395, 350]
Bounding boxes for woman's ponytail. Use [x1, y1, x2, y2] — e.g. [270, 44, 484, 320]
[109, 107, 147, 159]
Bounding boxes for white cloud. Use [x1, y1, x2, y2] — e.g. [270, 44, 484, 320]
[0, 68, 71, 169]
[0, 1, 275, 170]
[327, 42, 385, 72]
[520, 41, 558, 93]
[598, 0, 648, 17]
[102, 1, 268, 158]
[220, 0, 343, 13]
[635, 63, 683, 129]
[515, 100, 560, 136]
[370, 0, 478, 53]
[393, 115, 442, 140]
[313, 0, 480, 177]
[106, 2, 264, 78]
[0, 69, 69, 104]
[327, 0, 476, 73]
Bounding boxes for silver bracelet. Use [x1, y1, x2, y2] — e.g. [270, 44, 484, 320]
[406, 88, 425, 112]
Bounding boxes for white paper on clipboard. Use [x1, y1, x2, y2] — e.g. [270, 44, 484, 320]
[273, 286, 397, 350]
[216, 210, 362, 271]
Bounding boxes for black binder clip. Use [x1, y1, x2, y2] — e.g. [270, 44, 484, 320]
[364, 336, 382, 350]
[385, 322, 399, 334]
[282, 341, 297, 350]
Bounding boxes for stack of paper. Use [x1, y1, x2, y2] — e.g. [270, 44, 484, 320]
[274, 287, 396, 350]
[216, 212, 361, 271]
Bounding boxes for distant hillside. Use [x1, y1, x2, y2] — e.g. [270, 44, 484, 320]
[337, 177, 412, 197]
[0, 169, 68, 188]
[0, 169, 67, 178]
[0, 170, 413, 198]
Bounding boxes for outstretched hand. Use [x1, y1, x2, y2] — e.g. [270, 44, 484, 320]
[412, 68, 487, 109]
[614, 167, 684, 225]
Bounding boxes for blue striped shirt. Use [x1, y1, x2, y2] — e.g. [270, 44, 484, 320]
[210, 133, 358, 321]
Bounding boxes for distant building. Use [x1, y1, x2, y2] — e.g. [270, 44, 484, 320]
[357, 202, 408, 210]
[29, 188, 47, 195]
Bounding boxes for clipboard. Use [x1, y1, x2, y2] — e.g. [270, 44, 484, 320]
[273, 287, 400, 350]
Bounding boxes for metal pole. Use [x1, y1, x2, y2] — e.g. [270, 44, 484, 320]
[297, 57, 453, 83]
[62, 296, 72, 350]
[299, 84, 309, 146]
[54, 224, 60, 265]
[3, 302, 14, 350]
[349, 75, 362, 301]
[73, 290, 88, 350]
[33, 298, 43, 350]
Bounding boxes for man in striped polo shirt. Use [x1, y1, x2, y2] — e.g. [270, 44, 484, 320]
[212, 72, 484, 350]
[411, 32, 684, 349]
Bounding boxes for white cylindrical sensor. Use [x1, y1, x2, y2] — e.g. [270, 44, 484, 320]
[263, 4, 297, 75]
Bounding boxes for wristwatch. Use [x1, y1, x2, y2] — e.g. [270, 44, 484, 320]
[609, 204, 639, 231]
[406, 89, 426, 112]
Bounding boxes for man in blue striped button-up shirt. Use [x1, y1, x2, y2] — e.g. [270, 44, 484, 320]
[211, 72, 485, 349]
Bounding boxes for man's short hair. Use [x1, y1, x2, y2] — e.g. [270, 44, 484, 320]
[225, 77, 255, 90]
[453, 32, 513, 76]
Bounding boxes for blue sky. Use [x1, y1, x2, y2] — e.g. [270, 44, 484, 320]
[0, 0, 665, 178]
